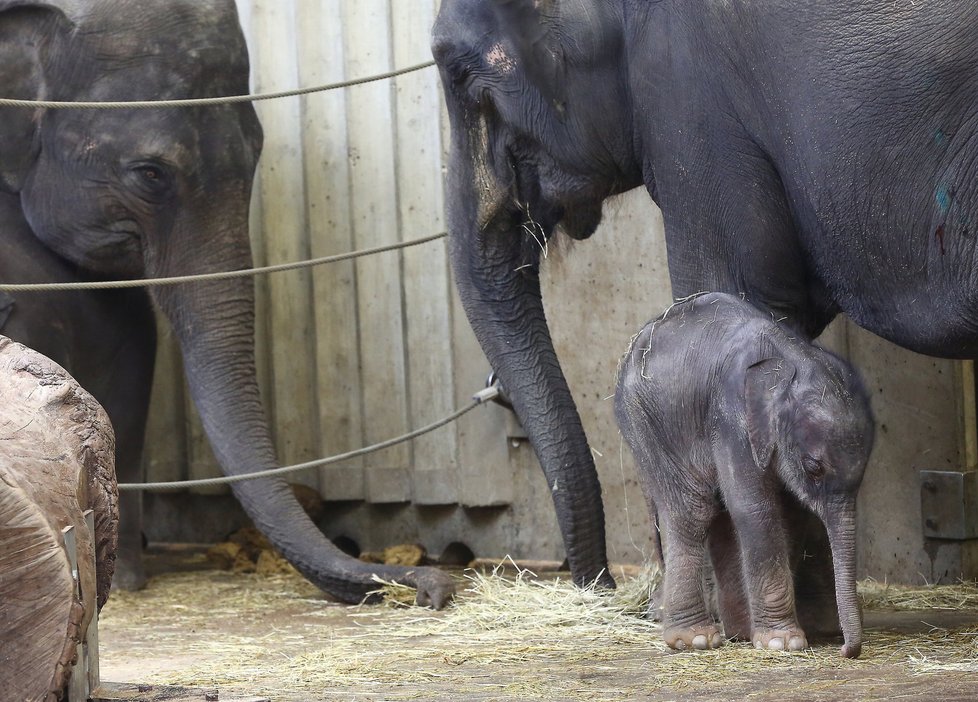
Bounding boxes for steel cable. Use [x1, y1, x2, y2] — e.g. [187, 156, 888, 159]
[118, 387, 500, 491]
[0, 60, 436, 109]
[0, 232, 446, 291]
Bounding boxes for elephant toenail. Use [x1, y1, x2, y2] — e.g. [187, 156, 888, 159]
[768, 637, 785, 650]
[754, 639, 764, 650]
[711, 633, 724, 648]
[674, 639, 687, 650]
[692, 634, 707, 649]
[788, 637, 806, 651]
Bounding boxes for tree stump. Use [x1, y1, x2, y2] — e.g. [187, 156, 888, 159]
[0, 335, 118, 701]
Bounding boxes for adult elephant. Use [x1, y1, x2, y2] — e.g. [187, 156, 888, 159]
[0, 0, 453, 607]
[432, 0, 978, 595]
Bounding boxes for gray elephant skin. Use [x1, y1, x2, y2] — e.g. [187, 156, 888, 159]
[431, 0, 978, 594]
[0, 0, 453, 607]
[615, 293, 873, 658]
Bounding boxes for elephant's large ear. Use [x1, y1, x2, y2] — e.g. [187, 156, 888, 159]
[490, 0, 567, 110]
[0, 0, 81, 192]
[744, 358, 797, 470]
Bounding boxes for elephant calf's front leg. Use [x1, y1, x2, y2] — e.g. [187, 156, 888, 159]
[731, 503, 808, 652]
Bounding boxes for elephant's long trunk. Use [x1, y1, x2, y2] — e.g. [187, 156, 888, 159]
[151, 230, 453, 608]
[446, 119, 612, 589]
[825, 497, 862, 658]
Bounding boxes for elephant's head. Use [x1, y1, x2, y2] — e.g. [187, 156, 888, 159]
[431, 0, 641, 588]
[433, 0, 640, 247]
[0, 0, 454, 606]
[745, 354, 875, 658]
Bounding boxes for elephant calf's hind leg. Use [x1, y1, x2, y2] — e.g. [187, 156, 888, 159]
[661, 513, 725, 651]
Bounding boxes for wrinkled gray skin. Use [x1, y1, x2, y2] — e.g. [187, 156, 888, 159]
[432, 0, 978, 605]
[0, 0, 453, 607]
[616, 293, 873, 658]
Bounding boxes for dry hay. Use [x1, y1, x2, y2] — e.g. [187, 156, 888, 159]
[859, 577, 978, 612]
[99, 559, 978, 700]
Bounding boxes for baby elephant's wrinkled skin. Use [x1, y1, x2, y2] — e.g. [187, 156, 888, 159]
[615, 293, 874, 659]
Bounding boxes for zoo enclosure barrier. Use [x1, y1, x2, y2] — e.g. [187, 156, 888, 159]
[0, 57, 510, 491]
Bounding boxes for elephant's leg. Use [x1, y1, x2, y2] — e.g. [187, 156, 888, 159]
[707, 512, 751, 640]
[728, 496, 807, 652]
[86, 290, 157, 591]
[660, 504, 724, 651]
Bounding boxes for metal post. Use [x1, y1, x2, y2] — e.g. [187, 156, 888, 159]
[64, 510, 100, 702]
[84, 510, 101, 692]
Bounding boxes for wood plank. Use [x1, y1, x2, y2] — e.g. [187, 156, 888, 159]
[296, 0, 365, 500]
[450, 314, 514, 507]
[248, 0, 319, 489]
[391, 0, 458, 505]
[92, 682, 268, 702]
[343, 0, 411, 503]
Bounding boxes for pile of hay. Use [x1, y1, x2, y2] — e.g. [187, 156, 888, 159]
[859, 578, 978, 612]
[206, 527, 296, 576]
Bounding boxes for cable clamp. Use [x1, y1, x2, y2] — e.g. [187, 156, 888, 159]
[472, 385, 500, 404]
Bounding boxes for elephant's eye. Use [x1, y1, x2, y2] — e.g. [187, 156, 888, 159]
[802, 456, 826, 481]
[129, 162, 173, 197]
[139, 166, 161, 181]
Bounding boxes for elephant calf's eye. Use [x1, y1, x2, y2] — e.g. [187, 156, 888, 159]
[802, 456, 826, 481]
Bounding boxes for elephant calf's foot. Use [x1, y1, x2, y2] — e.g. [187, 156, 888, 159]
[663, 623, 724, 651]
[752, 627, 808, 652]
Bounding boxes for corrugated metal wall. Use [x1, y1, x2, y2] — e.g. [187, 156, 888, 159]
[143, 1, 976, 580]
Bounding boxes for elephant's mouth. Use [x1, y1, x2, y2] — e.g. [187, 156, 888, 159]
[558, 201, 603, 240]
[76, 225, 143, 274]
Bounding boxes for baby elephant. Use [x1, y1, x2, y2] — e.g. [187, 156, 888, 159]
[615, 293, 873, 658]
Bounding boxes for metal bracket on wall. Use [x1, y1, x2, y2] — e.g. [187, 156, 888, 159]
[920, 470, 978, 540]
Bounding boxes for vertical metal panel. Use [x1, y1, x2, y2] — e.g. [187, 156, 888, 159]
[296, 0, 366, 500]
[248, 1, 320, 489]
[342, 0, 412, 503]
[392, 0, 459, 505]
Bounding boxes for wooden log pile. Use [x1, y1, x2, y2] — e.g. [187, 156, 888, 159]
[0, 335, 118, 701]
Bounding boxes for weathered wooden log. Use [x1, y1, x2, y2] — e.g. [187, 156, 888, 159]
[0, 335, 118, 701]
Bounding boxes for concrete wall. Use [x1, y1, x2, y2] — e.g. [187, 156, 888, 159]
[142, 1, 977, 584]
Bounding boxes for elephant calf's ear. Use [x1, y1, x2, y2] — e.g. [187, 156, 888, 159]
[744, 358, 795, 470]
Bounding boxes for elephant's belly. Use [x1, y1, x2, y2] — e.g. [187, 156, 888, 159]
[839, 282, 978, 359]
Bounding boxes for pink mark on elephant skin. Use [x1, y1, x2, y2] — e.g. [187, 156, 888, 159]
[486, 43, 516, 74]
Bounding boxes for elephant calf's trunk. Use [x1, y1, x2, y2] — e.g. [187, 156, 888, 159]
[826, 503, 862, 659]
